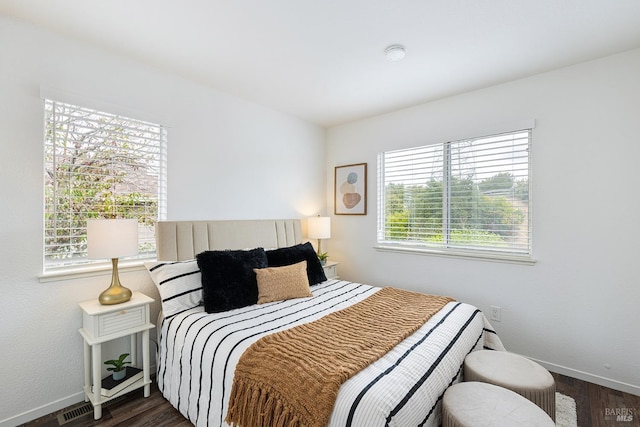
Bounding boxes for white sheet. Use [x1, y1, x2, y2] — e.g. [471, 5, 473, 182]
[157, 280, 504, 427]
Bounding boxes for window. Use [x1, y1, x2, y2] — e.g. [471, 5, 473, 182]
[377, 129, 531, 261]
[43, 99, 167, 272]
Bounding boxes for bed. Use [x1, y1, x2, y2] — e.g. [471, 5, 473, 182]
[147, 219, 504, 427]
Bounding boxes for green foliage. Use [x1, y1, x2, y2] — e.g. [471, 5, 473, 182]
[385, 183, 407, 217]
[386, 210, 409, 239]
[44, 102, 159, 263]
[318, 252, 328, 261]
[104, 353, 131, 372]
[384, 172, 527, 249]
[450, 228, 509, 247]
[514, 179, 529, 201]
[478, 172, 514, 192]
[475, 195, 525, 236]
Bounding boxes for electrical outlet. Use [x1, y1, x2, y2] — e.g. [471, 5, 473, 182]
[490, 305, 501, 322]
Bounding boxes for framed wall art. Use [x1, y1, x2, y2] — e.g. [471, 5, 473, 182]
[334, 162, 367, 215]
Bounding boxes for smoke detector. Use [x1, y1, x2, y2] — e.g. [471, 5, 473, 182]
[385, 45, 406, 61]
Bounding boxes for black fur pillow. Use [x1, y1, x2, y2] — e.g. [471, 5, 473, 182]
[196, 248, 267, 313]
[266, 242, 327, 285]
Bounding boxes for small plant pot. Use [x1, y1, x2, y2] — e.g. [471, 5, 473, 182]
[112, 369, 127, 381]
[320, 259, 326, 266]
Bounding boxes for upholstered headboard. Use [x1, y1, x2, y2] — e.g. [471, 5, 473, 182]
[156, 219, 303, 261]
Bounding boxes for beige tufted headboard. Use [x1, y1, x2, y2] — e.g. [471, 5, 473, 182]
[156, 219, 303, 261]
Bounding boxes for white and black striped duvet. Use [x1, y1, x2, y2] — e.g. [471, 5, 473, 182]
[157, 280, 504, 427]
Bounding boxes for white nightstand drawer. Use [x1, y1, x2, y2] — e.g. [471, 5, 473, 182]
[79, 293, 154, 342]
[99, 306, 145, 336]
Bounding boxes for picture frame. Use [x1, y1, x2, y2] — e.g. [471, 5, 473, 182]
[334, 162, 367, 215]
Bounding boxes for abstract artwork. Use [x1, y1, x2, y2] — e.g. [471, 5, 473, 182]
[334, 163, 367, 215]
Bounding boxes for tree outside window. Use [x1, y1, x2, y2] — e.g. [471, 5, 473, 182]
[44, 100, 167, 271]
[378, 130, 531, 257]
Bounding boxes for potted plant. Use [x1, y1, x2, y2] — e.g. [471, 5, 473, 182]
[318, 252, 328, 266]
[104, 353, 131, 381]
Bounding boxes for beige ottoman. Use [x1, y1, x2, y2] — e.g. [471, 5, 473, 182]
[464, 350, 556, 420]
[442, 382, 554, 427]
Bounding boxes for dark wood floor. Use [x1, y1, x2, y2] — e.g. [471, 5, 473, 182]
[552, 373, 640, 427]
[20, 373, 640, 426]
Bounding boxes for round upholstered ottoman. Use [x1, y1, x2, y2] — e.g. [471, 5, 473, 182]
[464, 350, 556, 421]
[442, 382, 554, 427]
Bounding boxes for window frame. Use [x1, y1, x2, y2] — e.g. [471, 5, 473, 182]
[376, 128, 535, 265]
[42, 98, 167, 276]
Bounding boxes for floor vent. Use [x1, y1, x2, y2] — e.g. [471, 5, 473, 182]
[56, 403, 92, 425]
[56, 396, 125, 425]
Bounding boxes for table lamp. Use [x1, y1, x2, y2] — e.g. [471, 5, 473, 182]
[87, 218, 138, 305]
[307, 216, 331, 255]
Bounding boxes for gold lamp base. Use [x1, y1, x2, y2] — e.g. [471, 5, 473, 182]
[99, 258, 132, 305]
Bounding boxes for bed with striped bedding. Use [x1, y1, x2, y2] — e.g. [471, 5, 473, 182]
[157, 279, 504, 427]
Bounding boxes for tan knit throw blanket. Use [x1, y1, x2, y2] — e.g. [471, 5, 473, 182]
[226, 287, 454, 427]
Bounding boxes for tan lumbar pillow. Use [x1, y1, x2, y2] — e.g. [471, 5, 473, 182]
[254, 260, 312, 304]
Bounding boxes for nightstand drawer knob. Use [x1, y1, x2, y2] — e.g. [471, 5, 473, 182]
[121, 310, 127, 315]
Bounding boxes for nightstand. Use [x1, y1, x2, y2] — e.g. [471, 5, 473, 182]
[323, 261, 339, 279]
[78, 292, 155, 420]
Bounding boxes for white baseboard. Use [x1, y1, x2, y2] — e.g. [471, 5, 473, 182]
[531, 357, 640, 397]
[0, 363, 157, 427]
[0, 392, 85, 427]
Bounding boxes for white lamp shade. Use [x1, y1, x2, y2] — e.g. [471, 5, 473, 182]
[87, 219, 139, 259]
[308, 216, 331, 239]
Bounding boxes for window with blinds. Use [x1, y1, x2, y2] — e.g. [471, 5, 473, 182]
[377, 129, 531, 259]
[43, 99, 167, 271]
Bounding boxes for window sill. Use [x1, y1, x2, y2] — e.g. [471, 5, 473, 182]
[374, 245, 536, 266]
[39, 259, 153, 283]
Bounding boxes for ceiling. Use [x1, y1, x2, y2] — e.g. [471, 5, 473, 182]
[2, 1, 640, 127]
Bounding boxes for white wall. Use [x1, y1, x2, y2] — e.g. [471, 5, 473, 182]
[327, 48, 640, 396]
[0, 15, 325, 425]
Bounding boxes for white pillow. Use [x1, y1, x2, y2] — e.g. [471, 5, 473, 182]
[145, 260, 203, 318]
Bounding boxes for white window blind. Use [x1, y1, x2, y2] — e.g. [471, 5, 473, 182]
[378, 129, 531, 257]
[43, 99, 167, 271]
